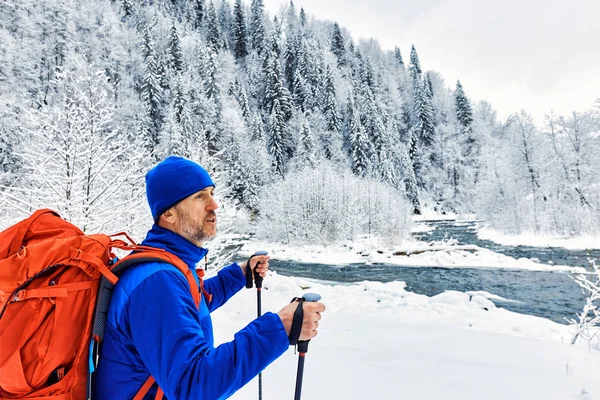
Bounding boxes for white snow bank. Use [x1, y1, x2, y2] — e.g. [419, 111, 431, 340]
[478, 226, 600, 251]
[238, 239, 585, 273]
[466, 290, 522, 303]
[411, 223, 435, 233]
[212, 273, 600, 400]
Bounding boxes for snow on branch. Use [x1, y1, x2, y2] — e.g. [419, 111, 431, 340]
[568, 259, 600, 349]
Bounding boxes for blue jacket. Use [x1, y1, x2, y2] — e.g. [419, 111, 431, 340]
[94, 225, 289, 399]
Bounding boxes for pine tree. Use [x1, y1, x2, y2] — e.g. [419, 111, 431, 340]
[268, 99, 287, 175]
[292, 71, 307, 112]
[359, 83, 381, 157]
[331, 22, 345, 66]
[400, 147, 420, 214]
[269, 21, 281, 57]
[205, 1, 221, 51]
[349, 112, 370, 177]
[360, 56, 376, 92]
[170, 78, 196, 159]
[187, 0, 205, 30]
[284, 32, 299, 92]
[250, 0, 266, 53]
[323, 68, 341, 134]
[238, 85, 251, 121]
[168, 23, 184, 74]
[394, 46, 404, 68]
[204, 48, 221, 102]
[297, 115, 315, 168]
[409, 44, 422, 74]
[455, 80, 473, 130]
[232, 0, 248, 59]
[141, 31, 164, 154]
[377, 120, 399, 188]
[287, 1, 297, 26]
[157, 54, 170, 92]
[218, 0, 233, 50]
[251, 113, 266, 143]
[413, 78, 435, 148]
[454, 79, 477, 205]
[425, 72, 434, 100]
[264, 51, 292, 119]
[299, 7, 306, 26]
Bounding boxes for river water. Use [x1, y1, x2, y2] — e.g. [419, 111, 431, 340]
[258, 221, 599, 324]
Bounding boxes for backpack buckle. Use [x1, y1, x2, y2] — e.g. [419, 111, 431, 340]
[12, 290, 24, 302]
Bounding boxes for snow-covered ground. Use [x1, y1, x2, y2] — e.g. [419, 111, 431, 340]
[478, 226, 600, 251]
[212, 273, 600, 400]
[236, 238, 585, 273]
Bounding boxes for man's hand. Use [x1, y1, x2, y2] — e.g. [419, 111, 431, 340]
[277, 301, 326, 341]
[240, 255, 270, 279]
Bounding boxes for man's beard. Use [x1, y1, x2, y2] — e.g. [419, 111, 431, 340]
[176, 207, 216, 243]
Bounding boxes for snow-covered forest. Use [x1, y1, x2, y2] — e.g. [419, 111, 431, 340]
[0, 0, 599, 243]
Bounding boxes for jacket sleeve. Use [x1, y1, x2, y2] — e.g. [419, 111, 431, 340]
[203, 263, 246, 312]
[126, 269, 289, 400]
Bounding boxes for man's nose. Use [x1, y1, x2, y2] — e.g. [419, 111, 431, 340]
[207, 196, 219, 210]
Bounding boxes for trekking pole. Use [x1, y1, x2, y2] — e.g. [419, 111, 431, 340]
[290, 293, 321, 400]
[245, 250, 269, 400]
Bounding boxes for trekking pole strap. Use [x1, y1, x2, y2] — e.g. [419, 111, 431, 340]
[288, 298, 305, 346]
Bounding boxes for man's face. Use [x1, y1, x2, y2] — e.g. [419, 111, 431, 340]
[171, 187, 218, 245]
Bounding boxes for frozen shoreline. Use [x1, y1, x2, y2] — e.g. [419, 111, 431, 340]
[477, 226, 600, 251]
[235, 237, 585, 273]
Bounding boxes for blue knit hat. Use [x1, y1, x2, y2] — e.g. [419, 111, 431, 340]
[146, 156, 215, 222]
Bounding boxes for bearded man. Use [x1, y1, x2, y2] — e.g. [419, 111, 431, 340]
[94, 156, 325, 399]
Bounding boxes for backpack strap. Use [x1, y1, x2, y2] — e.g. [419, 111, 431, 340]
[91, 245, 205, 400]
[113, 251, 201, 307]
[133, 376, 163, 400]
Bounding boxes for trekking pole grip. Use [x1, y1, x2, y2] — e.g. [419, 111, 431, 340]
[291, 293, 321, 400]
[245, 250, 268, 289]
[288, 293, 321, 350]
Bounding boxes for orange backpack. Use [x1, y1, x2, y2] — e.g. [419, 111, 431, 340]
[0, 209, 203, 399]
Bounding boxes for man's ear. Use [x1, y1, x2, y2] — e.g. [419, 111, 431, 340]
[158, 208, 176, 225]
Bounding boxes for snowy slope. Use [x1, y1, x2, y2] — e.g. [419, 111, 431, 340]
[211, 273, 600, 400]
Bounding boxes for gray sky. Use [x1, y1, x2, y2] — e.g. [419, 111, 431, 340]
[263, 0, 600, 124]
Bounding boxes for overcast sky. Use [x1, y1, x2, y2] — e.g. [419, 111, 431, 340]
[263, 0, 600, 124]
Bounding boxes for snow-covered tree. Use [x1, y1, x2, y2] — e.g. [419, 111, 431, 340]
[250, 0, 266, 53]
[295, 114, 315, 169]
[264, 51, 292, 119]
[455, 80, 473, 130]
[348, 103, 370, 177]
[140, 30, 164, 155]
[568, 260, 600, 348]
[331, 22, 346, 66]
[205, 1, 221, 51]
[218, 0, 233, 50]
[232, 0, 248, 59]
[268, 99, 288, 175]
[6, 60, 146, 233]
[186, 0, 206, 30]
[409, 44, 422, 74]
[168, 23, 185, 74]
[394, 46, 404, 68]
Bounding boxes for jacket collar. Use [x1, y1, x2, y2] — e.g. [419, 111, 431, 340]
[140, 224, 208, 268]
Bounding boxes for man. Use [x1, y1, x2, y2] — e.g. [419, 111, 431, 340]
[95, 156, 325, 399]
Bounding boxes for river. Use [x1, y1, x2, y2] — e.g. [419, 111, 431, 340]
[250, 221, 599, 324]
